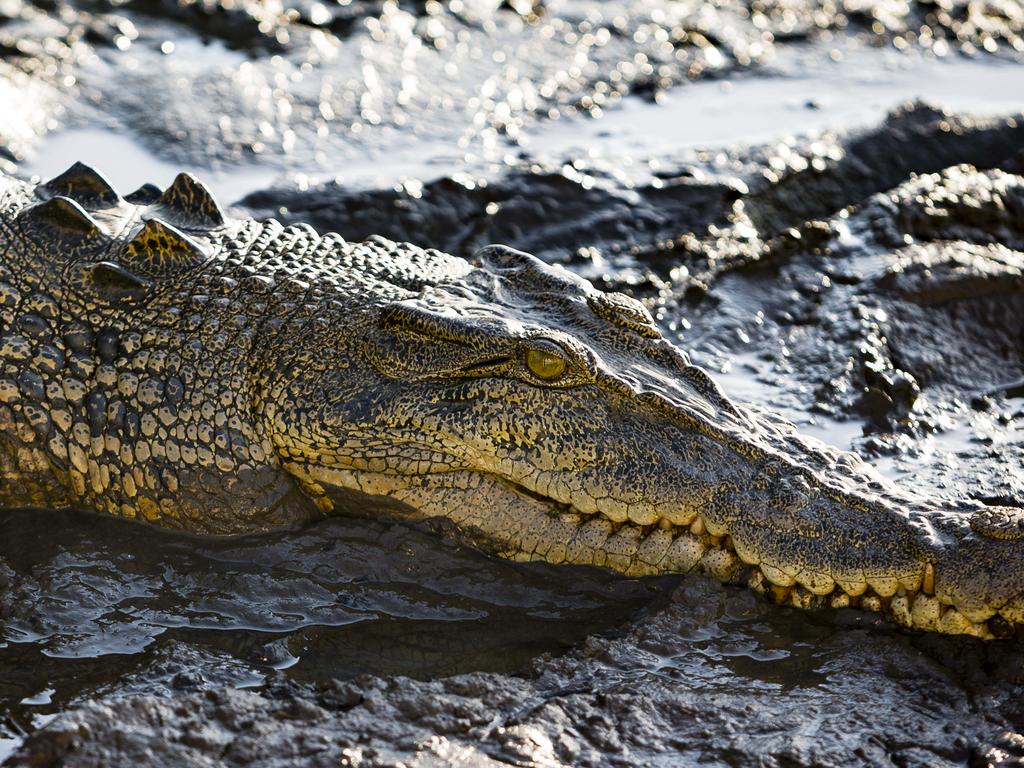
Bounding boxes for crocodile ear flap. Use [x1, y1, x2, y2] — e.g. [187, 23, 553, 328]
[40, 162, 120, 207]
[378, 302, 474, 344]
[89, 261, 151, 302]
[473, 244, 587, 295]
[121, 218, 208, 277]
[152, 172, 225, 229]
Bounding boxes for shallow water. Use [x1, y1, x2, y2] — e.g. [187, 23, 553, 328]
[534, 44, 1024, 159]
[21, 42, 1024, 204]
[0, 507, 674, 759]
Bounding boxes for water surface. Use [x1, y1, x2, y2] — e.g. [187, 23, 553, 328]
[0, 508, 674, 760]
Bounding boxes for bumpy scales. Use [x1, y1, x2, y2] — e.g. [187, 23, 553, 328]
[0, 165, 1022, 639]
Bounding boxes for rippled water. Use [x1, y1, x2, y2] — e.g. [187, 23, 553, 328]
[21, 42, 1024, 203]
[0, 507, 675, 756]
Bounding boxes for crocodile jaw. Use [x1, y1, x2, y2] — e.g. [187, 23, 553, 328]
[290, 459, 1024, 642]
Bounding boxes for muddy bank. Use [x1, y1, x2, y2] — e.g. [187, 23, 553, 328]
[10, 576, 1024, 767]
[240, 103, 1024, 267]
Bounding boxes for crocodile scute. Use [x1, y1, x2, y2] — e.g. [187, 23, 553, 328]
[0, 163, 1021, 640]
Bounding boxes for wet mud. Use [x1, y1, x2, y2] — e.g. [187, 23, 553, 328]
[8, 577, 1024, 767]
[1, 0, 1024, 764]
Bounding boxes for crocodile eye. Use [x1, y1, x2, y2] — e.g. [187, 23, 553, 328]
[525, 344, 567, 380]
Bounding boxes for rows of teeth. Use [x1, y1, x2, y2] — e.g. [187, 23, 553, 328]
[534, 508, 1021, 641]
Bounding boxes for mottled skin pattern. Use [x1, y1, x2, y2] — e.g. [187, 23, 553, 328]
[1, 164, 1023, 640]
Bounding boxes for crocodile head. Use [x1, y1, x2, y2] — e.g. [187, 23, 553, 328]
[274, 244, 1024, 640]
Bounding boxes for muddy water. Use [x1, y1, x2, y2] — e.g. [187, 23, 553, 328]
[0, 509, 672, 762]
[21, 42, 1024, 202]
[2, 0, 1024, 763]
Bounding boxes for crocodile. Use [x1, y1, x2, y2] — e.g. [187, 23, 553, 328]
[0, 162, 1022, 640]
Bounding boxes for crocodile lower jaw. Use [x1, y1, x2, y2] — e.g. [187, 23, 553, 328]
[293, 463, 1020, 640]
[515, 500, 1021, 641]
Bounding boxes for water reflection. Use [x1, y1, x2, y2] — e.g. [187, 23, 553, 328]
[0, 507, 672, 738]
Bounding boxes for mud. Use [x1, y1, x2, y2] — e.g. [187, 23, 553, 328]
[240, 103, 1024, 270]
[1, 0, 1024, 764]
[9, 577, 1024, 767]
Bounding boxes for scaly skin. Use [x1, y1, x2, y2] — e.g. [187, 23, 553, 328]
[1, 163, 1022, 639]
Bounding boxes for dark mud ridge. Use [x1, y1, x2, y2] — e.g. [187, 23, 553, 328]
[11, 578, 1024, 768]
[1, 0, 1024, 763]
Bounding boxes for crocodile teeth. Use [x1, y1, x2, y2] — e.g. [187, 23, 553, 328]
[958, 604, 996, 624]
[922, 563, 936, 595]
[151, 172, 225, 229]
[40, 161, 120, 207]
[891, 595, 912, 627]
[861, 595, 883, 613]
[937, 608, 975, 636]
[911, 594, 941, 630]
[829, 593, 851, 609]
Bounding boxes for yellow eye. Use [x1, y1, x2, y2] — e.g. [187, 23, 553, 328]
[526, 346, 567, 380]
